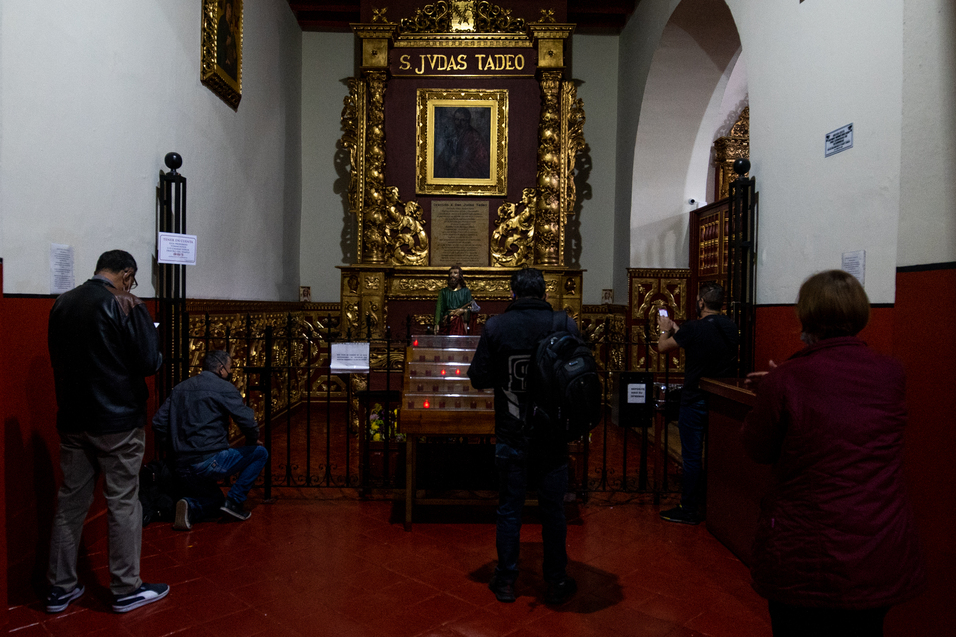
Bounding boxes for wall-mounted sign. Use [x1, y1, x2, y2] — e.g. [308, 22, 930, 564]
[842, 250, 865, 285]
[627, 383, 647, 404]
[825, 123, 853, 157]
[50, 243, 75, 294]
[392, 49, 534, 77]
[157, 232, 198, 265]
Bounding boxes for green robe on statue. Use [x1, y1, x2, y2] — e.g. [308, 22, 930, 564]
[435, 286, 473, 334]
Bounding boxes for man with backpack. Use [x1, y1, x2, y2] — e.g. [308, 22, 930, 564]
[468, 267, 579, 606]
[656, 281, 739, 525]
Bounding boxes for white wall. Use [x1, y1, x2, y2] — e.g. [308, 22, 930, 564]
[727, 0, 903, 304]
[898, 0, 956, 267]
[619, 0, 907, 305]
[300, 32, 356, 303]
[570, 34, 620, 305]
[0, 0, 302, 300]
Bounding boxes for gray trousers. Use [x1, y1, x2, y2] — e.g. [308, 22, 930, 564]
[48, 427, 145, 596]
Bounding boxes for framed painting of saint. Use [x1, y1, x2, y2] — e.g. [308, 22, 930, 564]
[416, 89, 508, 196]
[201, 0, 243, 110]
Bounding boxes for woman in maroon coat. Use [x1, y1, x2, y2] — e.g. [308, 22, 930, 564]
[741, 270, 924, 636]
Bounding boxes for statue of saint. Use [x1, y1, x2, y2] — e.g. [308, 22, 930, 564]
[435, 265, 473, 335]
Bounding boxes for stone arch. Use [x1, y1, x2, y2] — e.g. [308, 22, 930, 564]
[629, 0, 746, 269]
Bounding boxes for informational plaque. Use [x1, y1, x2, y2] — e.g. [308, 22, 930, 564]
[825, 123, 853, 157]
[330, 342, 370, 373]
[157, 232, 198, 265]
[430, 200, 489, 266]
[842, 250, 865, 285]
[50, 243, 75, 294]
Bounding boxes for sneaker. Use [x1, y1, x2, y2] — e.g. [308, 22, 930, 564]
[46, 584, 85, 613]
[489, 575, 516, 603]
[220, 498, 251, 521]
[112, 582, 169, 613]
[173, 499, 191, 531]
[660, 505, 701, 525]
[545, 577, 577, 605]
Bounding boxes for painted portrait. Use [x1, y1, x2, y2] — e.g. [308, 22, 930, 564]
[416, 89, 508, 196]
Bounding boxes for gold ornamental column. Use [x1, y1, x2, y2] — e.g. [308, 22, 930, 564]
[529, 23, 574, 266]
[341, 23, 396, 339]
[350, 24, 396, 265]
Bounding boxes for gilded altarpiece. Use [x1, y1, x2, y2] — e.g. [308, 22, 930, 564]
[339, 1, 586, 339]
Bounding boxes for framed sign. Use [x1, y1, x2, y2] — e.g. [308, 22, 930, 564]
[416, 88, 508, 196]
[201, 0, 243, 110]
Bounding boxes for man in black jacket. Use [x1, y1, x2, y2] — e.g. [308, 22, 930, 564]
[153, 350, 267, 530]
[468, 268, 577, 605]
[46, 250, 169, 614]
[656, 281, 739, 525]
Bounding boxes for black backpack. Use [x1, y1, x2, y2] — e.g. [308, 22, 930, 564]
[527, 312, 603, 442]
[139, 459, 176, 526]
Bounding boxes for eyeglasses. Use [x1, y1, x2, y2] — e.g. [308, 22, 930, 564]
[130, 276, 138, 290]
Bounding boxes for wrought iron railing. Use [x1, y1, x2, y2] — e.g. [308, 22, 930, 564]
[177, 308, 683, 500]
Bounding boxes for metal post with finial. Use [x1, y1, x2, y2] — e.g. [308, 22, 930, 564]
[727, 157, 757, 375]
[158, 152, 187, 400]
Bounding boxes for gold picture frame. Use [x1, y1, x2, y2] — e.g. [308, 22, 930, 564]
[201, 0, 243, 110]
[416, 89, 508, 196]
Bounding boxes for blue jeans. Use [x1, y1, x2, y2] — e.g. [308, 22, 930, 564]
[678, 399, 708, 513]
[177, 446, 268, 520]
[494, 443, 569, 584]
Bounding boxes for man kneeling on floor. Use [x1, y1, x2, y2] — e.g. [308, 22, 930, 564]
[153, 350, 268, 530]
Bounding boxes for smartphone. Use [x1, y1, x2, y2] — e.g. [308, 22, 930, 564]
[659, 309, 669, 318]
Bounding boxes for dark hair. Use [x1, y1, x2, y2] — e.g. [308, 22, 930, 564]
[510, 267, 546, 299]
[202, 350, 231, 372]
[453, 108, 471, 123]
[796, 270, 870, 340]
[95, 250, 137, 274]
[449, 265, 466, 287]
[698, 281, 724, 311]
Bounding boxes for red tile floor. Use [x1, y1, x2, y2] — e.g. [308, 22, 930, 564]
[9, 498, 772, 636]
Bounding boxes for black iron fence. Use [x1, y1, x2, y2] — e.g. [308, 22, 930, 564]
[181, 310, 684, 502]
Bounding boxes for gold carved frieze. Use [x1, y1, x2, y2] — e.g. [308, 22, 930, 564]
[534, 71, 562, 265]
[399, 1, 526, 34]
[383, 186, 429, 265]
[363, 70, 388, 264]
[341, 79, 367, 262]
[491, 187, 536, 267]
[631, 276, 689, 322]
[393, 35, 532, 48]
[627, 268, 689, 373]
[714, 107, 749, 200]
[562, 81, 586, 219]
[389, 273, 513, 299]
[185, 306, 347, 424]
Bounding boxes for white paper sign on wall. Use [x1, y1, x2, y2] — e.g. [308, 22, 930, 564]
[157, 232, 198, 265]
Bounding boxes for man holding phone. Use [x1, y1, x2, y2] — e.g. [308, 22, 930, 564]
[655, 282, 738, 525]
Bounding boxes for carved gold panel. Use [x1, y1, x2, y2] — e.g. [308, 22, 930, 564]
[627, 268, 690, 373]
